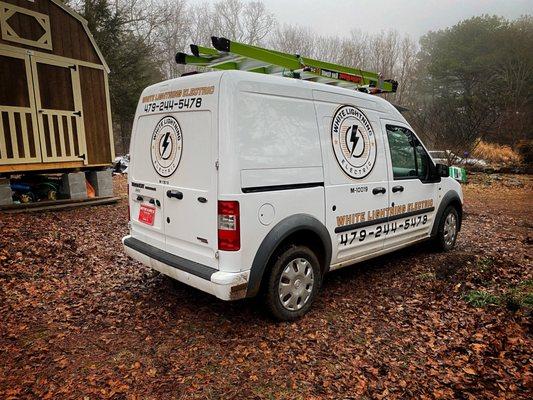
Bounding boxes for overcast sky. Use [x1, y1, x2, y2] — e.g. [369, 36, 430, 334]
[259, 0, 533, 39]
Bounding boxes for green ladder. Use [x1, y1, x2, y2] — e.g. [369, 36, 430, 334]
[176, 37, 398, 94]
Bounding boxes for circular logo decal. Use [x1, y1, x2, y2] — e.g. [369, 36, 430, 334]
[150, 116, 183, 177]
[331, 105, 377, 179]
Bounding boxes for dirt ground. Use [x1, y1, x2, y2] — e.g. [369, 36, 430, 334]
[0, 173, 531, 399]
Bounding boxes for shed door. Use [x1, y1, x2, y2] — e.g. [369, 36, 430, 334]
[0, 49, 40, 165]
[31, 56, 87, 164]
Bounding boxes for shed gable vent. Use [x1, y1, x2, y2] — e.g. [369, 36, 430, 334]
[0, 1, 52, 50]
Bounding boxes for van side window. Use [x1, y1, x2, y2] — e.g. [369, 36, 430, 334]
[386, 125, 429, 180]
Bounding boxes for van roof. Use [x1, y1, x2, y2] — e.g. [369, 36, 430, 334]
[142, 70, 407, 123]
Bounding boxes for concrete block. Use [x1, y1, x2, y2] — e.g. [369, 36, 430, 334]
[0, 184, 13, 206]
[60, 172, 87, 200]
[86, 170, 113, 197]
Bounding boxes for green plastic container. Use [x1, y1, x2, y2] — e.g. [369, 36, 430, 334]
[449, 166, 467, 183]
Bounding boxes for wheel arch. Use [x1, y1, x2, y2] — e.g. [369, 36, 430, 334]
[246, 214, 332, 298]
[431, 190, 463, 237]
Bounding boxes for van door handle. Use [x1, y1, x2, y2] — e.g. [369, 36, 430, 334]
[392, 185, 404, 193]
[166, 190, 183, 200]
[372, 187, 386, 195]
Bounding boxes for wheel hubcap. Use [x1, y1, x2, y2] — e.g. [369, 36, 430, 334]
[443, 212, 457, 247]
[278, 258, 314, 311]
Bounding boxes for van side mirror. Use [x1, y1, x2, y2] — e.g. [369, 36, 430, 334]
[435, 163, 449, 178]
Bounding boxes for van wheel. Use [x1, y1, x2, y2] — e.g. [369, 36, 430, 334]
[435, 206, 459, 251]
[264, 245, 321, 321]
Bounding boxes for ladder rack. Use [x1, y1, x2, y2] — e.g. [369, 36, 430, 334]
[176, 37, 398, 94]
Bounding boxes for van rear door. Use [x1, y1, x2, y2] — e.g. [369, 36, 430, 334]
[163, 103, 218, 269]
[130, 75, 220, 269]
[129, 115, 167, 251]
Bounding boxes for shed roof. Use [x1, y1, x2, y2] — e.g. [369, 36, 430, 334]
[49, 0, 109, 73]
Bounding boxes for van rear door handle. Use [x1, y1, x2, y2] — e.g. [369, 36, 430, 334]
[372, 187, 386, 195]
[392, 185, 404, 193]
[166, 190, 183, 200]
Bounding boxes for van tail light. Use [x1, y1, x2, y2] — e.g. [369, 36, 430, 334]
[218, 200, 240, 251]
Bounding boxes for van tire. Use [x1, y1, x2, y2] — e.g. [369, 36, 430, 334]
[434, 205, 459, 251]
[263, 245, 321, 321]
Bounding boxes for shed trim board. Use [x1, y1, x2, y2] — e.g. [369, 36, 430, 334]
[30, 53, 88, 164]
[103, 72, 115, 160]
[0, 161, 115, 174]
[0, 46, 40, 165]
[0, 44, 105, 71]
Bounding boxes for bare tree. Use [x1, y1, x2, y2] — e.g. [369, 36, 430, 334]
[269, 24, 418, 110]
[314, 35, 343, 63]
[269, 24, 316, 56]
[153, 0, 191, 79]
[339, 30, 370, 68]
[393, 36, 418, 105]
[209, 0, 274, 43]
[149, 0, 275, 80]
[242, 1, 275, 44]
[212, 0, 244, 40]
[366, 30, 400, 78]
[189, 2, 218, 47]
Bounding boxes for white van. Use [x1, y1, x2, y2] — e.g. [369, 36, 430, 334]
[123, 70, 462, 320]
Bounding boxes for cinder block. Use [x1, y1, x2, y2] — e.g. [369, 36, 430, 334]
[60, 172, 87, 200]
[86, 170, 113, 197]
[0, 184, 13, 206]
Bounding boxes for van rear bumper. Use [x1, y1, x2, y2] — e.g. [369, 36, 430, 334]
[122, 236, 249, 300]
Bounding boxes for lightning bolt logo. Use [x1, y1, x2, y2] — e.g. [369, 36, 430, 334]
[349, 124, 360, 158]
[151, 116, 182, 177]
[331, 105, 376, 179]
[161, 131, 171, 160]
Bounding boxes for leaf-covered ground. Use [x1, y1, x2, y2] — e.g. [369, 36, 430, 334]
[0, 174, 531, 399]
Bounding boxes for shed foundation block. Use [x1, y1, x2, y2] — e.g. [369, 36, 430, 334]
[0, 178, 13, 206]
[86, 170, 113, 197]
[60, 172, 87, 200]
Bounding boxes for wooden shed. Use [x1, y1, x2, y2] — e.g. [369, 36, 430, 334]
[0, 0, 114, 175]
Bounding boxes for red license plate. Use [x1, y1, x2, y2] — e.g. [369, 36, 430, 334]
[138, 204, 156, 225]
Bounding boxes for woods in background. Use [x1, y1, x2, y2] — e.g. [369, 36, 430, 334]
[66, 0, 532, 161]
[412, 15, 532, 159]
